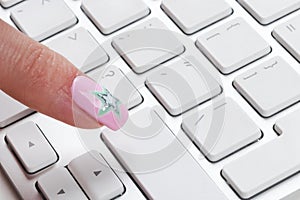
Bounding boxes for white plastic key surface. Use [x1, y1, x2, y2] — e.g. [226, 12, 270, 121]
[281, 189, 300, 200]
[0, 0, 23, 8]
[112, 24, 185, 74]
[222, 108, 300, 199]
[182, 98, 261, 162]
[68, 151, 124, 200]
[46, 27, 109, 73]
[234, 56, 300, 117]
[88, 66, 143, 110]
[37, 167, 87, 200]
[102, 108, 228, 200]
[146, 57, 221, 116]
[81, 0, 150, 35]
[5, 121, 58, 174]
[161, 0, 232, 34]
[11, 0, 77, 41]
[0, 91, 33, 128]
[238, 0, 300, 25]
[273, 15, 300, 62]
[196, 18, 271, 74]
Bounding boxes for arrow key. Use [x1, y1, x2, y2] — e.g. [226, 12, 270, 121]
[37, 167, 87, 200]
[68, 151, 125, 200]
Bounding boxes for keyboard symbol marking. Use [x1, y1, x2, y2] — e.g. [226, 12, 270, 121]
[28, 141, 35, 148]
[57, 189, 65, 195]
[68, 33, 77, 40]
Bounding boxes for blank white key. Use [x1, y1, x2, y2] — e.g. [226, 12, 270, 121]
[0, 0, 23, 8]
[222, 108, 300, 199]
[238, 0, 300, 25]
[112, 25, 185, 74]
[281, 189, 300, 200]
[81, 0, 150, 35]
[273, 15, 300, 62]
[234, 56, 300, 117]
[182, 98, 262, 162]
[0, 91, 33, 128]
[68, 151, 124, 200]
[146, 57, 221, 116]
[37, 167, 87, 200]
[46, 27, 109, 73]
[5, 121, 58, 174]
[161, 0, 232, 34]
[102, 108, 228, 200]
[196, 18, 271, 74]
[11, 0, 77, 41]
[88, 66, 143, 109]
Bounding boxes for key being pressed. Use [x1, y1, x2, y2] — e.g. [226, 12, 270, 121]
[196, 18, 271, 74]
[222, 108, 300, 199]
[37, 167, 87, 200]
[88, 66, 143, 109]
[102, 108, 228, 200]
[237, 0, 300, 25]
[0, 91, 33, 128]
[112, 22, 185, 74]
[161, 0, 232, 34]
[146, 57, 221, 116]
[81, 0, 150, 35]
[234, 57, 300, 117]
[11, 0, 77, 41]
[182, 98, 262, 162]
[68, 151, 125, 200]
[5, 121, 58, 174]
[0, 0, 23, 8]
[273, 15, 300, 62]
[46, 27, 109, 73]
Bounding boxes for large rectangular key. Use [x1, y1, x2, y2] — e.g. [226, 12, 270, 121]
[238, 0, 300, 25]
[5, 121, 58, 174]
[11, 0, 77, 41]
[0, 91, 33, 128]
[102, 108, 227, 200]
[234, 56, 300, 117]
[222, 108, 300, 199]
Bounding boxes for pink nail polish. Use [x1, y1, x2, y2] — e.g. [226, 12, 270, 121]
[71, 76, 129, 131]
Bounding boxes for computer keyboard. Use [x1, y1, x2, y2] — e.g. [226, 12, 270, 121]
[1, 0, 300, 200]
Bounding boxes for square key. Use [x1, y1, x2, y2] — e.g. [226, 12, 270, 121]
[234, 56, 300, 117]
[196, 18, 271, 74]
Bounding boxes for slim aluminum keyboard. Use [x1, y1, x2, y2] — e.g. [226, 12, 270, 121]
[1, 0, 300, 200]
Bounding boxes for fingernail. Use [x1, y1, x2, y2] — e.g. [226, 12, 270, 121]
[71, 76, 129, 131]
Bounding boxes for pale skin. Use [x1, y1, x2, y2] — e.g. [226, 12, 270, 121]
[0, 19, 101, 128]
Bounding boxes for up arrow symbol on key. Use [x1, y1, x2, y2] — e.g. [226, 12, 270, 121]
[57, 189, 65, 195]
[93, 170, 102, 176]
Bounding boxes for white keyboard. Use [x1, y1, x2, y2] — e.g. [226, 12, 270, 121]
[1, 0, 300, 200]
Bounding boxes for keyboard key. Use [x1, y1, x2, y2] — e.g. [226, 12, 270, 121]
[273, 15, 300, 62]
[182, 98, 262, 162]
[234, 57, 300, 117]
[88, 66, 143, 109]
[37, 167, 87, 200]
[81, 0, 150, 35]
[0, 91, 33, 128]
[237, 0, 300, 25]
[11, 0, 77, 41]
[222, 108, 300, 199]
[5, 121, 58, 174]
[102, 108, 228, 200]
[0, 0, 23, 8]
[112, 24, 185, 74]
[146, 57, 221, 115]
[46, 27, 109, 73]
[68, 151, 124, 200]
[196, 18, 271, 74]
[161, 0, 232, 34]
[281, 189, 300, 200]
